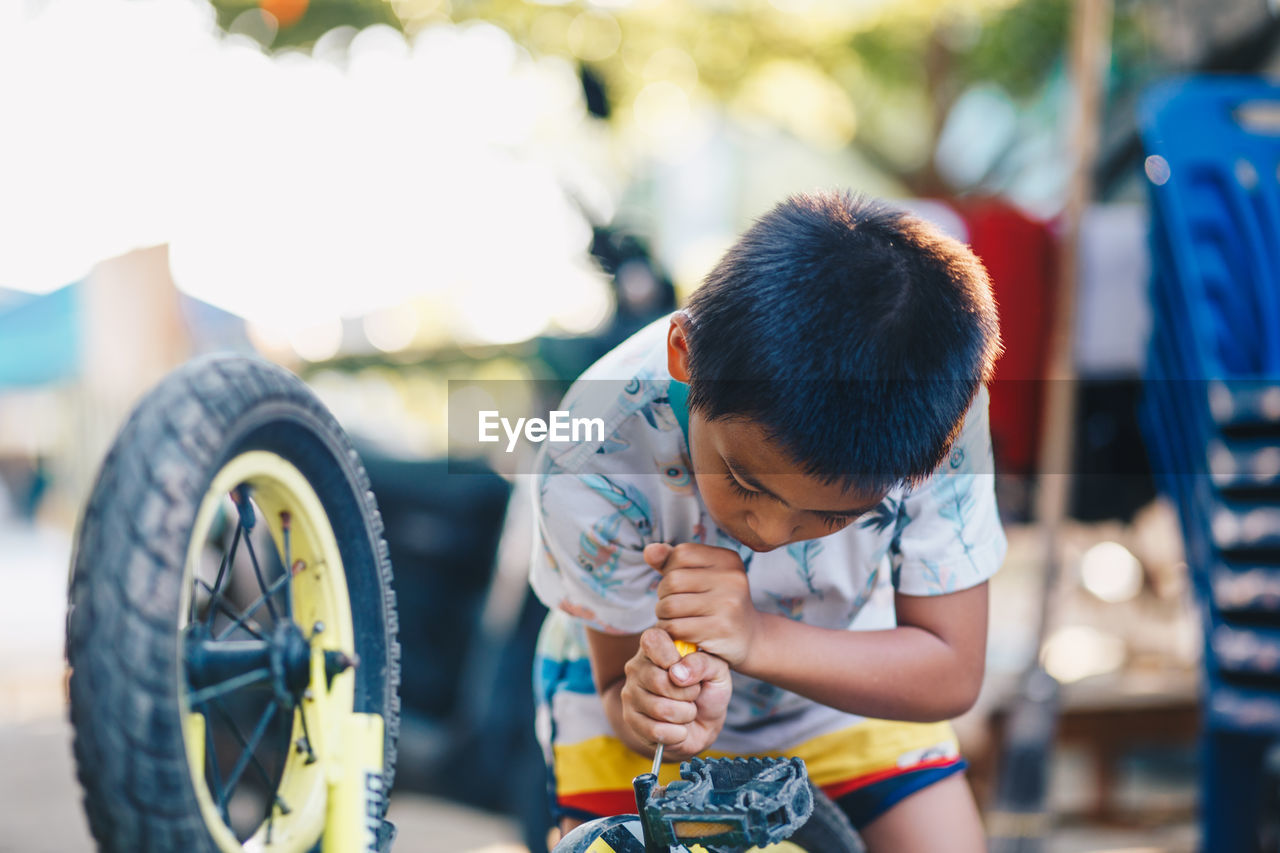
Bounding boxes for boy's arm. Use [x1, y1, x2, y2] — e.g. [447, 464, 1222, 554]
[653, 541, 989, 722]
[586, 626, 733, 761]
[736, 584, 988, 722]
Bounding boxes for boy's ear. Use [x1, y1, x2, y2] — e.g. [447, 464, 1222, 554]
[667, 312, 692, 382]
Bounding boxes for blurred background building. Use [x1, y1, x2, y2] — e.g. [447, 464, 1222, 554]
[3, 0, 1280, 850]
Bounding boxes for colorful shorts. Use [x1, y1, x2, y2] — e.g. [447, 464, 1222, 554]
[547, 718, 966, 830]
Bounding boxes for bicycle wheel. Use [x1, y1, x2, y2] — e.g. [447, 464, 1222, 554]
[785, 783, 864, 852]
[67, 355, 400, 852]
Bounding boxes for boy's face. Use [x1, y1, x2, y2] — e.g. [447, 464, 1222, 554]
[685, 411, 886, 552]
[667, 314, 886, 552]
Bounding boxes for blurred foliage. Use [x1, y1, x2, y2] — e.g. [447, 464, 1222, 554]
[951, 0, 1072, 98]
[209, 0, 402, 49]
[208, 0, 1160, 196]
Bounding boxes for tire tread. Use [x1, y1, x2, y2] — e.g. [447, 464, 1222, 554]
[68, 356, 399, 852]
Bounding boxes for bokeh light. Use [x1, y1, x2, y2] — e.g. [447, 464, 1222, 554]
[1080, 541, 1145, 604]
[288, 318, 344, 363]
[567, 10, 621, 62]
[1042, 625, 1127, 684]
[1144, 154, 1171, 186]
[364, 307, 420, 354]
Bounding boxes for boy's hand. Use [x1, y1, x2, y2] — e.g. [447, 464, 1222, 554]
[620, 627, 731, 762]
[645, 542, 761, 668]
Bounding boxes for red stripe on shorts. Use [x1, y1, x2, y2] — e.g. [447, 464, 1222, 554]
[558, 789, 641, 817]
[819, 756, 963, 802]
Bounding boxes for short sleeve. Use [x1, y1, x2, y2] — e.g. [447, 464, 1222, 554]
[527, 452, 661, 636]
[890, 385, 1007, 596]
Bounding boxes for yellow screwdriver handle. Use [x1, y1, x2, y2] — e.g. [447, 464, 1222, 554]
[674, 640, 697, 658]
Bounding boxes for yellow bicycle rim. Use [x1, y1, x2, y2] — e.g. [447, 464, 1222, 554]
[177, 451, 359, 853]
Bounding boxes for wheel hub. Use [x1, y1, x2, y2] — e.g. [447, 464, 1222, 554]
[185, 620, 313, 708]
[270, 621, 313, 706]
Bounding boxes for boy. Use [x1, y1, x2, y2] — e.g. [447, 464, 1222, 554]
[529, 190, 1004, 852]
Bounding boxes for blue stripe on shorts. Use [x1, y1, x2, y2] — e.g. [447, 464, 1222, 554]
[833, 759, 968, 829]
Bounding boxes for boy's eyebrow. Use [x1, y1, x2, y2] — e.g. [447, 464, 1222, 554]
[724, 456, 879, 516]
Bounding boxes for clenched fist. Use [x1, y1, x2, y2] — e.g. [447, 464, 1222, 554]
[619, 627, 731, 762]
[645, 542, 761, 668]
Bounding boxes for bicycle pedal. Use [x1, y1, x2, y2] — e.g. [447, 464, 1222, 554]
[636, 756, 813, 851]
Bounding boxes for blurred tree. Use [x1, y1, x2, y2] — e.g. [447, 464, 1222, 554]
[203, 0, 1160, 200]
[260, 0, 311, 28]
[208, 0, 402, 49]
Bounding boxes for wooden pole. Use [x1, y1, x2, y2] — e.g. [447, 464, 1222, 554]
[1033, 0, 1115, 654]
[989, 2, 1113, 850]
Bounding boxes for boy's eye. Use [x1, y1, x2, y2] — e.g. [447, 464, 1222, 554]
[724, 473, 760, 500]
[725, 472, 859, 529]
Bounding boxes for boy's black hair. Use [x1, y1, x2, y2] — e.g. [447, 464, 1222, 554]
[683, 190, 1002, 492]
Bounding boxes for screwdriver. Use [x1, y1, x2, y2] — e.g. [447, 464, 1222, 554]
[651, 639, 698, 776]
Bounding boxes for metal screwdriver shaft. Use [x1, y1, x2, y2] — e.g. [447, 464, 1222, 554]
[650, 741, 665, 778]
[651, 640, 698, 776]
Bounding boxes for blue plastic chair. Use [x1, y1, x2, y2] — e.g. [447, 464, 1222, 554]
[1139, 75, 1280, 851]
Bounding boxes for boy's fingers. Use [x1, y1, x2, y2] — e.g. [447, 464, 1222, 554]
[656, 569, 716, 598]
[639, 627, 684, 669]
[623, 688, 693, 744]
[654, 591, 714, 621]
[646, 720, 690, 748]
[639, 627, 703, 694]
[631, 657, 700, 700]
[654, 616, 715, 651]
[643, 542, 673, 570]
[647, 542, 727, 573]
[669, 650, 729, 688]
[630, 691, 697, 726]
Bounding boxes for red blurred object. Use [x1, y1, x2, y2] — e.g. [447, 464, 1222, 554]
[954, 200, 1058, 477]
[260, 0, 308, 28]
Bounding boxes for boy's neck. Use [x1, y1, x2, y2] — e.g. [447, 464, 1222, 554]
[668, 378, 691, 448]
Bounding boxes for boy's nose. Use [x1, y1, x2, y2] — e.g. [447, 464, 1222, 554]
[747, 511, 799, 548]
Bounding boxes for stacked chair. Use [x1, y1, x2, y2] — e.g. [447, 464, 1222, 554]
[1138, 75, 1280, 850]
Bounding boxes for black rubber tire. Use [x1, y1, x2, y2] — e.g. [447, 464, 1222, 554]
[786, 783, 866, 852]
[66, 354, 400, 853]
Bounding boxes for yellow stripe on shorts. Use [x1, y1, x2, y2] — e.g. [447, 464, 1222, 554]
[554, 718, 958, 796]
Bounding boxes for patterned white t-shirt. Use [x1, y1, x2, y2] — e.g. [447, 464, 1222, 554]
[529, 315, 1006, 757]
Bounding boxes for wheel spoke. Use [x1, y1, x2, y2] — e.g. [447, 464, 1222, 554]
[232, 484, 281, 624]
[204, 711, 231, 827]
[217, 702, 277, 812]
[280, 511, 295, 623]
[187, 667, 271, 707]
[209, 699, 290, 815]
[241, 530, 280, 623]
[202, 522, 242, 628]
[215, 573, 291, 642]
[194, 578, 265, 640]
[295, 698, 318, 764]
